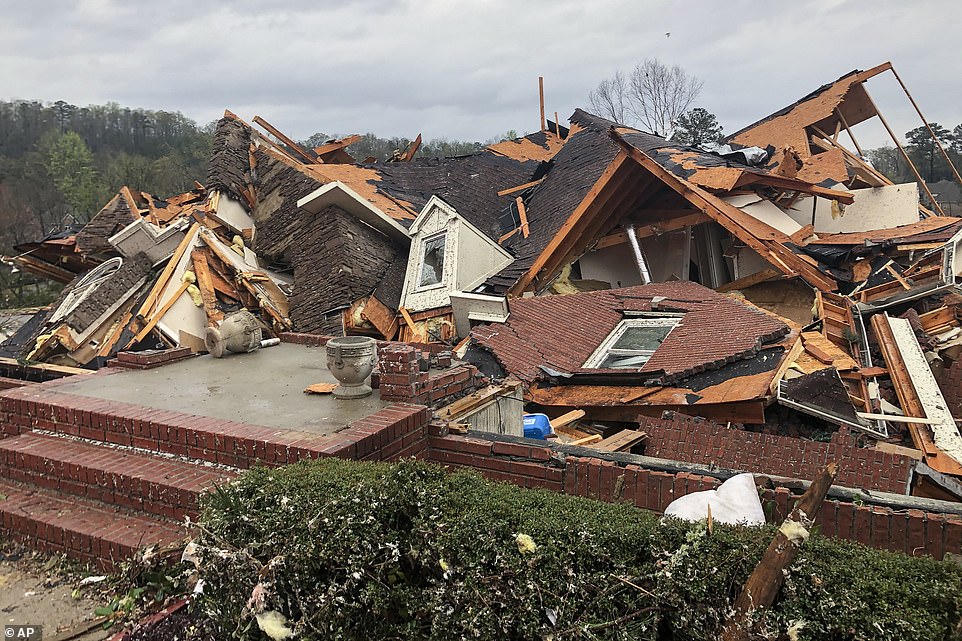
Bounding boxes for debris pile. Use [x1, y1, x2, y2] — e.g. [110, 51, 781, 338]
[4, 61, 962, 501]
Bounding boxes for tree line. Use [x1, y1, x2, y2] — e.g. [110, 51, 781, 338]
[0, 99, 213, 250]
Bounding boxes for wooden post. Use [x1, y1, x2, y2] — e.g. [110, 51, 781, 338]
[833, 107, 865, 157]
[539, 76, 546, 132]
[888, 66, 962, 187]
[554, 111, 561, 138]
[860, 87, 945, 216]
[721, 463, 839, 641]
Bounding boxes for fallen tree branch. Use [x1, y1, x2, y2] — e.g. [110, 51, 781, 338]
[721, 462, 839, 641]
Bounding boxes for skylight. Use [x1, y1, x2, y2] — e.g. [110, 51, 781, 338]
[583, 317, 681, 369]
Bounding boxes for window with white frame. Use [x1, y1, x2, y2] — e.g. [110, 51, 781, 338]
[583, 317, 681, 369]
[417, 232, 446, 289]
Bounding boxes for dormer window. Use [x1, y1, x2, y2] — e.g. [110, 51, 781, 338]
[583, 316, 681, 369]
[417, 232, 446, 289]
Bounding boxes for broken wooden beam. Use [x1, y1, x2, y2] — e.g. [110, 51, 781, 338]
[721, 463, 838, 641]
[399, 134, 422, 162]
[253, 115, 316, 164]
[549, 409, 585, 431]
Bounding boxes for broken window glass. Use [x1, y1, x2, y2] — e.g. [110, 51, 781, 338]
[584, 317, 681, 369]
[418, 233, 446, 288]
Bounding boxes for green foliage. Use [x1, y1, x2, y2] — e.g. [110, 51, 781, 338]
[42, 131, 108, 220]
[865, 122, 962, 188]
[905, 123, 954, 183]
[0, 99, 212, 251]
[670, 107, 723, 148]
[194, 458, 962, 640]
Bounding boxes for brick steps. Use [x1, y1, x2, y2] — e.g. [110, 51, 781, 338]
[0, 479, 184, 568]
[0, 381, 432, 566]
[0, 432, 236, 521]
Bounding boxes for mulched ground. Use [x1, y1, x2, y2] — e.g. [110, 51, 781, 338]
[123, 611, 217, 641]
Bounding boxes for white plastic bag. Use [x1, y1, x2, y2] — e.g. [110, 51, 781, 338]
[663, 472, 765, 526]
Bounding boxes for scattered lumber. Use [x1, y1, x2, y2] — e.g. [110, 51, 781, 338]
[594, 429, 647, 452]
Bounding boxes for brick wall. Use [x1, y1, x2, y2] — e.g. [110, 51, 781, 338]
[0, 381, 431, 469]
[424, 431, 962, 560]
[0, 377, 34, 391]
[377, 344, 483, 406]
[640, 414, 915, 495]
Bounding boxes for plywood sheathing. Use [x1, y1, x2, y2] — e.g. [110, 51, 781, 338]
[487, 130, 566, 162]
[302, 163, 417, 222]
[807, 216, 962, 245]
[727, 64, 891, 157]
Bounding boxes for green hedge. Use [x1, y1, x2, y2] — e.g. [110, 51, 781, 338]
[193, 459, 962, 640]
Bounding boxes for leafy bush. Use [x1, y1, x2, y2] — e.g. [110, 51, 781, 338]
[193, 458, 962, 640]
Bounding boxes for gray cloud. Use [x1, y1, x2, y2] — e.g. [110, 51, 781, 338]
[1, 0, 959, 147]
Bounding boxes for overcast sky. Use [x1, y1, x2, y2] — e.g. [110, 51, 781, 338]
[1, 0, 960, 148]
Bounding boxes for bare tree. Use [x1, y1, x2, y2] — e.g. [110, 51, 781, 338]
[587, 58, 703, 137]
[587, 70, 629, 126]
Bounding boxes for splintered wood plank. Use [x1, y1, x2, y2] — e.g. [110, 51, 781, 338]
[716, 269, 781, 293]
[191, 249, 224, 326]
[516, 196, 530, 238]
[253, 115, 316, 163]
[304, 383, 337, 395]
[871, 313, 962, 475]
[549, 410, 585, 430]
[398, 134, 422, 162]
[134, 223, 199, 328]
[919, 307, 956, 332]
[361, 295, 399, 340]
[313, 134, 362, 157]
[722, 464, 838, 641]
[127, 281, 190, 348]
[594, 429, 647, 452]
[497, 179, 545, 197]
[398, 307, 424, 342]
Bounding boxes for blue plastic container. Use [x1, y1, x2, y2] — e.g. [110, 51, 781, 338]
[523, 413, 552, 440]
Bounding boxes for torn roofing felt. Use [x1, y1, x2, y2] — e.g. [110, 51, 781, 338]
[470, 281, 789, 386]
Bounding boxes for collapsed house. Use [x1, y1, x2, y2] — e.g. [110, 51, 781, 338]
[3, 61, 962, 504]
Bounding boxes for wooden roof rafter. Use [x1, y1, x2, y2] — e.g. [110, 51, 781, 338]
[610, 132, 838, 292]
[508, 150, 631, 296]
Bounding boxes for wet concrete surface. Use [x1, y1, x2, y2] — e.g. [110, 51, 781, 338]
[56, 343, 390, 434]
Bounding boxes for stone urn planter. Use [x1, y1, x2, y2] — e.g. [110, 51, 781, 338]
[326, 336, 378, 399]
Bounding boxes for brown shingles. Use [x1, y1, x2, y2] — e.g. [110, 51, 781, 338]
[471, 282, 789, 385]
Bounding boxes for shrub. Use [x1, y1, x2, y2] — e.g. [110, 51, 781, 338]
[193, 458, 962, 640]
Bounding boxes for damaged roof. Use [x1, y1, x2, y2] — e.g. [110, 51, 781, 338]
[726, 63, 892, 154]
[485, 110, 623, 293]
[471, 281, 790, 385]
